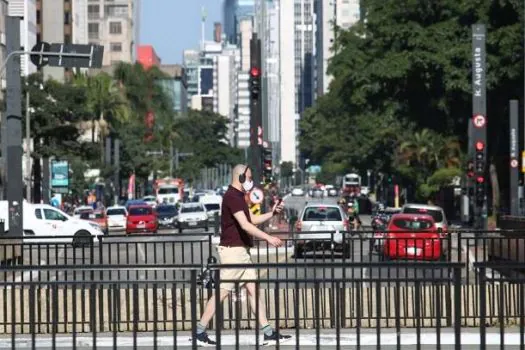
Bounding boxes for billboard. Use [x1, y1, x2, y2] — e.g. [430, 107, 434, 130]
[51, 160, 69, 187]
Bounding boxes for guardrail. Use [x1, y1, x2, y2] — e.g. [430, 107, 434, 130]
[1, 231, 525, 330]
[0, 262, 523, 348]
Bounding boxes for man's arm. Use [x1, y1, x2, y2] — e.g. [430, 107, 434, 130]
[234, 211, 273, 241]
[250, 211, 273, 225]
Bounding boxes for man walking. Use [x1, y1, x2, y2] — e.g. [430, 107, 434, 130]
[194, 164, 292, 346]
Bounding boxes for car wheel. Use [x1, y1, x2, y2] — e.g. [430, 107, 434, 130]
[73, 230, 93, 248]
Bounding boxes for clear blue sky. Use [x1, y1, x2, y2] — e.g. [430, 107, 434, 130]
[139, 0, 223, 65]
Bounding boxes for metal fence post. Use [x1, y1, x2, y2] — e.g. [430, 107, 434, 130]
[190, 270, 198, 350]
[454, 266, 462, 350]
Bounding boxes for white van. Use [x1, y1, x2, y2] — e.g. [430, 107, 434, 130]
[199, 194, 222, 223]
[0, 201, 104, 246]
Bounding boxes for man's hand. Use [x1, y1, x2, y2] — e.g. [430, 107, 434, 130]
[267, 235, 284, 247]
[272, 200, 285, 215]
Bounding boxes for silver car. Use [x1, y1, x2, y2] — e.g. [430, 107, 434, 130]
[401, 204, 450, 233]
[293, 204, 351, 258]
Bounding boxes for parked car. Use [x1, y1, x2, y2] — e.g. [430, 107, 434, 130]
[142, 196, 157, 208]
[73, 205, 93, 219]
[79, 210, 108, 235]
[177, 203, 208, 233]
[382, 213, 448, 261]
[199, 194, 222, 224]
[105, 206, 128, 231]
[293, 204, 350, 258]
[126, 205, 158, 234]
[156, 204, 178, 228]
[401, 203, 449, 234]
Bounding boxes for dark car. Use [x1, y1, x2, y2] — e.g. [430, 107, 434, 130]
[156, 204, 178, 228]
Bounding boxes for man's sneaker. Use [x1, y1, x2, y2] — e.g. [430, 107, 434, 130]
[263, 330, 292, 345]
[191, 332, 216, 347]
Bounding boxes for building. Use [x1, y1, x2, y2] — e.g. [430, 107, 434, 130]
[183, 49, 199, 109]
[213, 47, 238, 145]
[137, 45, 161, 69]
[223, 0, 254, 45]
[8, 0, 37, 77]
[278, 0, 297, 164]
[234, 18, 253, 149]
[315, 0, 360, 97]
[36, 0, 71, 81]
[86, 0, 136, 66]
[157, 64, 188, 114]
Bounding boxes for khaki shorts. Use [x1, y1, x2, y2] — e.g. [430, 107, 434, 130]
[217, 246, 257, 291]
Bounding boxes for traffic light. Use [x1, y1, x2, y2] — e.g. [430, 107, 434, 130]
[475, 175, 485, 206]
[249, 66, 261, 99]
[466, 160, 474, 178]
[262, 146, 272, 180]
[475, 141, 485, 173]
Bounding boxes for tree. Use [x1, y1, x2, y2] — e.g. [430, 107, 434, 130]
[22, 73, 94, 201]
[73, 72, 129, 165]
[300, 0, 523, 202]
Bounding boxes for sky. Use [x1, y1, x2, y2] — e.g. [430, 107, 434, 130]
[140, 0, 223, 65]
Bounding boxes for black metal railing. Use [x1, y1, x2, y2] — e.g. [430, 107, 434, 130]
[0, 261, 523, 348]
[2, 231, 525, 329]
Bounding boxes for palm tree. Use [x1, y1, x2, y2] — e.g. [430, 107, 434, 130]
[74, 72, 129, 164]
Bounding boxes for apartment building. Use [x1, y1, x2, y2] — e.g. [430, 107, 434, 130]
[86, 0, 137, 66]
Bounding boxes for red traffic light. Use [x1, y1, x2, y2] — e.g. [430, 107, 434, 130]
[475, 141, 485, 151]
[250, 67, 260, 77]
[476, 176, 484, 184]
[467, 171, 474, 178]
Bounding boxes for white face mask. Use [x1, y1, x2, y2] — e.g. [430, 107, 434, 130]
[242, 180, 254, 192]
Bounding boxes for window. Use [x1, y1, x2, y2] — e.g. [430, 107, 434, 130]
[44, 209, 68, 221]
[402, 208, 444, 223]
[36, 10, 40, 24]
[88, 5, 99, 19]
[64, 11, 71, 24]
[110, 42, 122, 52]
[392, 219, 434, 231]
[302, 207, 342, 221]
[35, 209, 42, 220]
[109, 22, 122, 34]
[64, 34, 71, 44]
[158, 187, 178, 195]
[88, 23, 99, 39]
[128, 207, 152, 216]
[181, 205, 204, 214]
[106, 5, 128, 17]
[204, 204, 220, 211]
[106, 208, 127, 216]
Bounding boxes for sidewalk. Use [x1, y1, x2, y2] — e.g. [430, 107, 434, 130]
[0, 329, 521, 348]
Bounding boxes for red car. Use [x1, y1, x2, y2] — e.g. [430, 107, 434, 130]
[382, 213, 447, 261]
[126, 205, 158, 234]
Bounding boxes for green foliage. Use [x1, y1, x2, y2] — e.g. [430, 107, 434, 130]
[299, 0, 523, 200]
[280, 161, 294, 178]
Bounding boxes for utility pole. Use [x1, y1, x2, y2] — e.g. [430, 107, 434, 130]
[114, 139, 120, 205]
[5, 16, 23, 236]
[25, 89, 31, 203]
[169, 140, 174, 177]
[249, 34, 263, 185]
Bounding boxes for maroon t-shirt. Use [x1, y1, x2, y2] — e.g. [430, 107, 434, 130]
[220, 186, 253, 247]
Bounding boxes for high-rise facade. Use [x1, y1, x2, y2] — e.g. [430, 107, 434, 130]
[315, 0, 360, 97]
[86, 0, 137, 66]
[223, 0, 254, 45]
[235, 18, 253, 149]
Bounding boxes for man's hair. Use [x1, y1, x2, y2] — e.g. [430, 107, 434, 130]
[232, 164, 248, 182]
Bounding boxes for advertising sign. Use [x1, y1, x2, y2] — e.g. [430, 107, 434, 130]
[51, 160, 69, 187]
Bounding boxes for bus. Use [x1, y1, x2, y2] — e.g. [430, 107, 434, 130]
[342, 173, 361, 196]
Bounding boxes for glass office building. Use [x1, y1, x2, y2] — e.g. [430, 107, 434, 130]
[223, 0, 254, 44]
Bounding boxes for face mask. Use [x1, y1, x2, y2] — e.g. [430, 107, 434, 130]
[242, 180, 254, 192]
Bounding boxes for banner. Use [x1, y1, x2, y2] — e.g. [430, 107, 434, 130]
[127, 174, 135, 199]
[50, 160, 69, 187]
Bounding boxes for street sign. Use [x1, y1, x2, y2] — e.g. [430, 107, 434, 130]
[30, 42, 51, 68]
[257, 137, 263, 145]
[262, 141, 269, 148]
[472, 114, 486, 128]
[257, 126, 263, 136]
[47, 43, 104, 68]
[511, 159, 518, 168]
[249, 188, 264, 204]
[249, 203, 261, 215]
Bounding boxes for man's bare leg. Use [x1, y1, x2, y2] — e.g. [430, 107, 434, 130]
[244, 282, 269, 326]
[199, 288, 230, 327]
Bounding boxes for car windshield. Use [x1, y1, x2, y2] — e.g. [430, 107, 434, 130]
[181, 205, 204, 213]
[129, 207, 153, 216]
[157, 206, 177, 214]
[204, 204, 220, 211]
[107, 208, 126, 216]
[392, 219, 434, 230]
[303, 207, 342, 221]
[158, 187, 179, 194]
[403, 208, 443, 223]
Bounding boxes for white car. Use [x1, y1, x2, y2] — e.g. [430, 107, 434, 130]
[106, 206, 128, 231]
[142, 196, 157, 208]
[291, 187, 305, 196]
[73, 205, 94, 218]
[0, 201, 104, 247]
[177, 203, 209, 233]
